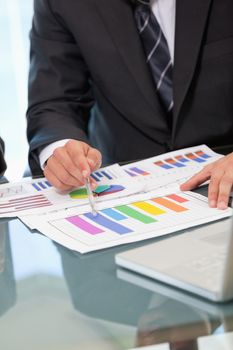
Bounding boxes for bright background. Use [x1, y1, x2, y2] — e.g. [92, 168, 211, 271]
[0, 0, 33, 180]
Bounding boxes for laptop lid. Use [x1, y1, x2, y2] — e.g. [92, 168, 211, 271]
[115, 218, 233, 302]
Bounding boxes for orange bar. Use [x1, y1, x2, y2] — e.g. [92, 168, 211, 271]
[166, 194, 188, 203]
[186, 153, 196, 159]
[151, 197, 188, 212]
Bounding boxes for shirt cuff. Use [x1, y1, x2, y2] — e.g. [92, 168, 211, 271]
[39, 139, 70, 170]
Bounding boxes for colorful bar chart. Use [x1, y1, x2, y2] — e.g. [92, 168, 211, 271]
[151, 197, 187, 212]
[84, 213, 132, 234]
[91, 170, 113, 182]
[69, 185, 125, 200]
[165, 158, 185, 168]
[129, 167, 150, 176]
[96, 185, 125, 196]
[154, 161, 173, 170]
[0, 194, 52, 214]
[175, 155, 189, 163]
[49, 189, 232, 253]
[32, 180, 52, 191]
[65, 194, 190, 238]
[185, 153, 206, 163]
[114, 205, 156, 224]
[153, 149, 214, 171]
[195, 150, 211, 159]
[124, 167, 150, 176]
[124, 170, 137, 177]
[58, 193, 192, 247]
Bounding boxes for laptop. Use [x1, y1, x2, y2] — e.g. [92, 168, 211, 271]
[115, 218, 233, 302]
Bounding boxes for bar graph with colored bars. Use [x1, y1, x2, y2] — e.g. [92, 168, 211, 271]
[50, 193, 207, 247]
[32, 180, 52, 192]
[0, 194, 52, 215]
[91, 169, 118, 182]
[154, 149, 212, 170]
[124, 167, 150, 177]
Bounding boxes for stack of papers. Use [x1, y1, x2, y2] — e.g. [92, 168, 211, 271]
[0, 145, 232, 253]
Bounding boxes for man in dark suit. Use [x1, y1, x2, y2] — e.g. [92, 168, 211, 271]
[27, 0, 233, 209]
[0, 137, 6, 178]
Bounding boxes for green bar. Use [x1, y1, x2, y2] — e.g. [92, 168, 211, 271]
[115, 205, 156, 224]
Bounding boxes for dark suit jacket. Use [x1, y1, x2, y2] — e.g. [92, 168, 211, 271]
[27, 0, 233, 175]
[0, 137, 6, 178]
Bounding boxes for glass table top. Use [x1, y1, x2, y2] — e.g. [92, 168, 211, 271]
[0, 217, 233, 350]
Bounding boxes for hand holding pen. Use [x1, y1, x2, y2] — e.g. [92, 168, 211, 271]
[44, 140, 102, 192]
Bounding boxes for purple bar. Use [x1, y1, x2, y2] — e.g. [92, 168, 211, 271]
[32, 183, 41, 191]
[66, 216, 104, 235]
[125, 170, 137, 177]
[130, 167, 145, 175]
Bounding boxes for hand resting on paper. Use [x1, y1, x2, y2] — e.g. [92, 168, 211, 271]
[180, 152, 233, 210]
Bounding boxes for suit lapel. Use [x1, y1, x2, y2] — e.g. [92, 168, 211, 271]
[95, 0, 164, 117]
[173, 0, 213, 134]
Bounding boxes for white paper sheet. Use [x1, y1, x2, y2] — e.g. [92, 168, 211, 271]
[20, 191, 232, 254]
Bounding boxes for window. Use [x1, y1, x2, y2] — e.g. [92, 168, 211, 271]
[0, 0, 33, 180]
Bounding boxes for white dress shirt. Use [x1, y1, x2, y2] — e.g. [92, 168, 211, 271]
[39, 0, 176, 169]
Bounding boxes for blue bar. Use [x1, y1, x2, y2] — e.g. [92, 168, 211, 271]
[101, 171, 113, 180]
[192, 158, 206, 163]
[45, 181, 52, 187]
[95, 172, 103, 178]
[161, 164, 173, 169]
[91, 174, 100, 182]
[173, 162, 185, 168]
[198, 154, 210, 159]
[125, 170, 137, 177]
[84, 213, 132, 234]
[32, 183, 41, 191]
[38, 182, 46, 189]
[177, 158, 189, 163]
[101, 208, 127, 221]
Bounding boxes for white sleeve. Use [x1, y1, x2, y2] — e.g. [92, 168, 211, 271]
[39, 139, 70, 170]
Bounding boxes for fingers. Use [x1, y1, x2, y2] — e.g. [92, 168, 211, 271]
[65, 140, 91, 178]
[86, 147, 102, 189]
[180, 153, 233, 210]
[180, 167, 211, 191]
[44, 140, 102, 191]
[211, 171, 233, 210]
[87, 147, 102, 172]
[44, 165, 74, 192]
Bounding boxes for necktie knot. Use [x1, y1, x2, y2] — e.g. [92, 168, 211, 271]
[134, 0, 150, 8]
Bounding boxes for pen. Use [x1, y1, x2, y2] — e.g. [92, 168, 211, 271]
[85, 177, 98, 216]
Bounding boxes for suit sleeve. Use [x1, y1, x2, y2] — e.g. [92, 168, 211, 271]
[27, 0, 95, 175]
[0, 137, 7, 178]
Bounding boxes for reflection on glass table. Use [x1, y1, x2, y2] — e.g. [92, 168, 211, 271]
[0, 218, 233, 349]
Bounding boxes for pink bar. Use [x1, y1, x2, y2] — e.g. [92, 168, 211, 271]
[166, 194, 188, 203]
[66, 216, 104, 235]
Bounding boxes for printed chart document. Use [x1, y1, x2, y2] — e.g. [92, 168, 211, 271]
[122, 144, 222, 191]
[0, 145, 231, 253]
[0, 165, 142, 217]
[20, 191, 232, 253]
[0, 145, 222, 218]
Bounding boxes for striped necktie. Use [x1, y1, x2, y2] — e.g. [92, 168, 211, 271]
[134, 0, 174, 114]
